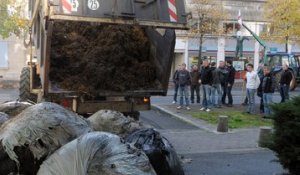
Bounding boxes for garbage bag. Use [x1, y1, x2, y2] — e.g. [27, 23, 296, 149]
[37, 132, 156, 175]
[126, 128, 185, 175]
[88, 110, 141, 137]
[0, 112, 8, 126]
[0, 102, 92, 175]
[0, 101, 33, 116]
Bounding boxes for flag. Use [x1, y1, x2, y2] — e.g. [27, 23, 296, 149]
[237, 10, 242, 25]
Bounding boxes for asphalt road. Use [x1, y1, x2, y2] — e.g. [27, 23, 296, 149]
[140, 110, 286, 175]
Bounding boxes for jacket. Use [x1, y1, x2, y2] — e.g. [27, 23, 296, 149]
[175, 69, 191, 86]
[200, 66, 212, 85]
[280, 70, 293, 85]
[173, 70, 179, 84]
[219, 67, 229, 85]
[226, 66, 236, 85]
[211, 67, 221, 85]
[262, 73, 276, 93]
[246, 71, 260, 89]
[190, 70, 200, 86]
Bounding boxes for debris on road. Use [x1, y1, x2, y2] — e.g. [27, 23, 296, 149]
[0, 101, 33, 117]
[127, 128, 185, 175]
[0, 102, 92, 175]
[88, 110, 141, 137]
[37, 132, 156, 175]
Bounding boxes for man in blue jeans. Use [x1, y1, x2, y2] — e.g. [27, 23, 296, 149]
[200, 60, 213, 112]
[279, 64, 293, 103]
[210, 62, 222, 108]
[245, 64, 260, 114]
[262, 66, 276, 117]
[172, 65, 181, 104]
[175, 63, 191, 110]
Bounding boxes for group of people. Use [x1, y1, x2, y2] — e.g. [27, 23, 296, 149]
[173, 60, 235, 112]
[173, 60, 293, 117]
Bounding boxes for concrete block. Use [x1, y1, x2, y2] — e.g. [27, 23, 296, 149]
[217, 115, 228, 132]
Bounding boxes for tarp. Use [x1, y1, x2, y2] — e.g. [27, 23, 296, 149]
[37, 132, 157, 175]
[88, 110, 141, 137]
[0, 102, 92, 174]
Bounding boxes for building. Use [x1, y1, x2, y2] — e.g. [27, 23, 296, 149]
[172, 0, 300, 77]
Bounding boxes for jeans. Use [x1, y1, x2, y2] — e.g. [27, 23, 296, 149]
[173, 83, 179, 102]
[179, 85, 189, 107]
[280, 84, 290, 103]
[202, 85, 212, 108]
[222, 83, 233, 105]
[247, 89, 256, 114]
[190, 84, 200, 103]
[263, 93, 273, 116]
[211, 84, 222, 107]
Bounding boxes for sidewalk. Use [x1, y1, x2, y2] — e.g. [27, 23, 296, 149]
[151, 96, 273, 154]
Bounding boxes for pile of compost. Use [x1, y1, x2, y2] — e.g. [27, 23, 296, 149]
[49, 22, 159, 95]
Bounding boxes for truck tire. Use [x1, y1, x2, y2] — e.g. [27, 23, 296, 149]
[19, 67, 37, 102]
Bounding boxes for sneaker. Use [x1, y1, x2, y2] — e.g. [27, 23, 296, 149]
[186, 107, 191, 110]
[177, 106, 182, 110]
[227, 104, 233, 107]
[206, 108, 211, 112]
[200, 107, 206, 111]
[172, 101, 177, 104]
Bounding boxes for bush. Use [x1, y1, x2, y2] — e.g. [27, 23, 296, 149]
[269, 96, 300, 175]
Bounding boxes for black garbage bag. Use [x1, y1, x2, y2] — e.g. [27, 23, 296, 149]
[126, 128, 185, 175]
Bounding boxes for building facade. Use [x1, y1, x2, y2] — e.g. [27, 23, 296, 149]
[172, 0, 300, 77]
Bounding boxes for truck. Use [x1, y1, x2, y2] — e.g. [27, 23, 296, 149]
[20, 0, 188, 118]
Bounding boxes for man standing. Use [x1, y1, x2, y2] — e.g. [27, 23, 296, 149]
[262, 66, 276, 117]
[190, 65, 200, 104]
[219, 61, 228, 105]
[210, 62, 222, 108]
[172, 65, 181, 104]
[175, 63, 191, 110]
[245, 64, 260, 114]
[222, 60, 236, 107]
[279, 64, 293, 103]
[200, 60, 212, 112]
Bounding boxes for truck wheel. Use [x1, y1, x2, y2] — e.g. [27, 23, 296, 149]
[19, 67, 37, 102]
[290, 74, 297, 91]
[274, 72, 281, 91]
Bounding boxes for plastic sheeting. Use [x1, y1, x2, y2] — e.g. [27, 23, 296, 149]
[88, 110, 141, 137]
[0, 112, 8, 126]
[0, 101, 33, 116]
[0, 102, 92, 175]
[126, 128, 185, 175]
[37, 132, 157, 175]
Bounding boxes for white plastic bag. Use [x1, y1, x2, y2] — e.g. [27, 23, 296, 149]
[38, 132, 156, 175]
[0, 102, 92, 174]
[88, 110, 141, 137]
[0, 101, 33, 116]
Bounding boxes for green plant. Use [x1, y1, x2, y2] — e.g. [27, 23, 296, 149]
[269, 96, 300, 175]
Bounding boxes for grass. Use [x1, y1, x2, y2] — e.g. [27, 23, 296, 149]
[189, 111, 273, 129]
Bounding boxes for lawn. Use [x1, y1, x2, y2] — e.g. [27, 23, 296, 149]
[189, 111, 273, 129]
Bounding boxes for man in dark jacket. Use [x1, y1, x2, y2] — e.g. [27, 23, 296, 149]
[190, 65, 200, 103]
[210, 62, 222, 108]
[279, 64, 293, 102]
[200, 60, 213, 112]
[172, 65, 181, 104]
[222, 60, 236, 107]
[175, 63, 191, 110]
[262, 66, 276, 117]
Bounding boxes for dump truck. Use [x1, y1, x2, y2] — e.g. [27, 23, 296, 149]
[20, 0, 188, 117]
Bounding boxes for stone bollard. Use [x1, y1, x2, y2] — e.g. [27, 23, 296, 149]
[217, 115, 228, 132]
[258, 127, 273, 148]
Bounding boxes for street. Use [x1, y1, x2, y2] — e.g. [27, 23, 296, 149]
[140, 109, 286, 175]
[0, 88, 291, 174]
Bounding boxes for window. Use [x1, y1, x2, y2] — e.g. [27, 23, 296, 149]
[0, 42, 8, 68]
[223, 22, 239, 35]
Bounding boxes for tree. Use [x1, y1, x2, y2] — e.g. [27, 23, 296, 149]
[0, 0, 28, 39]
[263, 0, 300, 52]
[189, 0, 227, 67]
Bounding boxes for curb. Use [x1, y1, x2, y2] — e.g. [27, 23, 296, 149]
[151, 104, 217, 133]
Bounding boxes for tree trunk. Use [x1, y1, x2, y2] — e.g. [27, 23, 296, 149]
[285, 35, 289, 53]
[198, 34, 204, 68]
